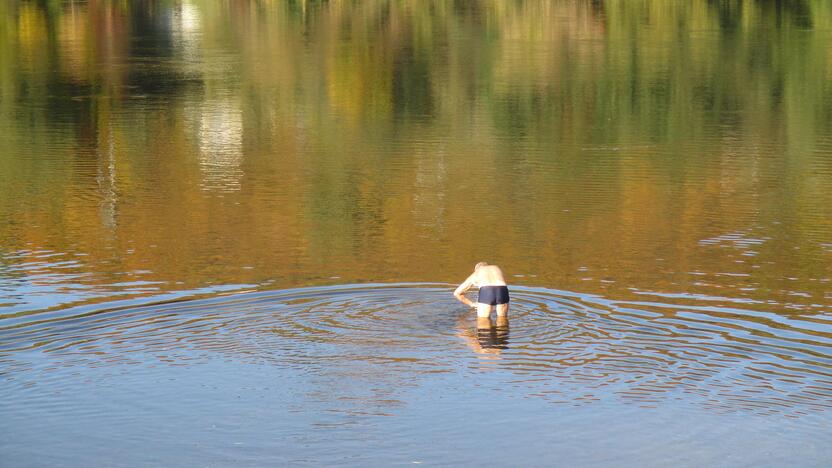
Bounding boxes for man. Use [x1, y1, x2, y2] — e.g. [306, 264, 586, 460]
[453, 262, 510, 318]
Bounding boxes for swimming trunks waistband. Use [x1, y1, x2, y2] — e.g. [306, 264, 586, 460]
[478, 285, 510, 305]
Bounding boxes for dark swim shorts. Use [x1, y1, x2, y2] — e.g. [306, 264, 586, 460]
[478, 285, 510, 305]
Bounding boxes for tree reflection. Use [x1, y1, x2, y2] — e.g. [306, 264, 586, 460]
[0, 0, 830, 313]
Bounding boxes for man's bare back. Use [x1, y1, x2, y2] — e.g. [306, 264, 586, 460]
[453, 262, 510, 318]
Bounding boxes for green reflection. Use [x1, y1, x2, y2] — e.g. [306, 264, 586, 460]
[0, 0, 830, 313]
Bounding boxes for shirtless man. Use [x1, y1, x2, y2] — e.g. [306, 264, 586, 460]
[453, 262, 510, 318]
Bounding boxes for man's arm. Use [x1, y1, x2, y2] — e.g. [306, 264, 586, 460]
[453, 274, 477, 308]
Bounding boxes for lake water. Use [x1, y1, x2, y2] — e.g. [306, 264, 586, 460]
[1, 1, 831, 466]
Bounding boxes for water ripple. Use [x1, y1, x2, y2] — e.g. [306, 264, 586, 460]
[1, 284, 830, 417]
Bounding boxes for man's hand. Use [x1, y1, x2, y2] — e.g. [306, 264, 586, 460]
[454, 292, 477, 308]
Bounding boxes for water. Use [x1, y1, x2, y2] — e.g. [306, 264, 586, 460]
[1, 0, 831, 465]
[2, 284, 830, 465]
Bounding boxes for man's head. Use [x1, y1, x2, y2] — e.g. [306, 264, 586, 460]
[474, 262, 488, 271]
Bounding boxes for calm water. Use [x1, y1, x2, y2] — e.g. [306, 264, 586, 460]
[1, 0, 831, 466]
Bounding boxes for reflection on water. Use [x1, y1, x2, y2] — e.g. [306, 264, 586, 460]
[1, 0, 830, 315]
[2, 284, 829, 416]
[477, 315, 510, 352]
[1, 284, 830, 464]
[1, 0, 831, 464]
[457, 314, 510, 356]
[193, 99, 244, 192]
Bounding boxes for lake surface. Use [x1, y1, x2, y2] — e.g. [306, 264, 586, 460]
[1, 0, 831, 466]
